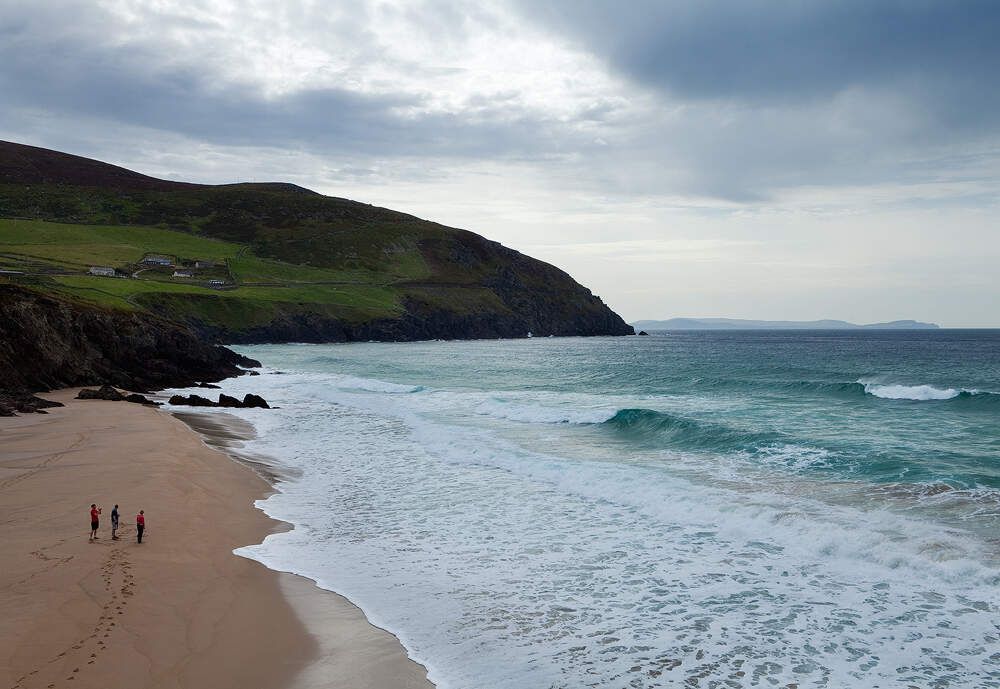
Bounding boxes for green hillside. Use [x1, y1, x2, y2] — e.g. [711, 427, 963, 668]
[0, 218, 402, 329]
[0, 141, 633, 342]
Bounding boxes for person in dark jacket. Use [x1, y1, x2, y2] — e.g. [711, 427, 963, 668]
[111, 504, 120, 540]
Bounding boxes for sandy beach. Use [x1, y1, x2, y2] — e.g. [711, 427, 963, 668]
[0, 390, 432, 689]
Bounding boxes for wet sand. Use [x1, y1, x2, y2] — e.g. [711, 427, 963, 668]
[0, 390, 432, 689]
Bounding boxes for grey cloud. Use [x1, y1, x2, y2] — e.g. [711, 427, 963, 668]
[0, 2, 584, 163]
[2, 0, 999, 205]
[517, 1, 1000, 109]
[511, 0, 1000, 200]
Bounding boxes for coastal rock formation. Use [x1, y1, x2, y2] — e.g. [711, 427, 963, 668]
[0, 285, 258, 398]
[77, 385, 126, 401]
[0, 391, 64, 416]
[124, 393, 162, 406]
[167, 392, 271, 409]
[77, 386, 163, 406]
[168, 394, 219, 407]
[241, 394, 269, 409]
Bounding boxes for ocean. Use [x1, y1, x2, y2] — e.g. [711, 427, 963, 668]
[167, 330, 1000, 688]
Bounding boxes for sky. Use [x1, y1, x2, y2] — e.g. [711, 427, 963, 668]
[2, 0, 999, 326]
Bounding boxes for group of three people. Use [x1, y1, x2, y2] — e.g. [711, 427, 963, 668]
[89, 504, 145, 542]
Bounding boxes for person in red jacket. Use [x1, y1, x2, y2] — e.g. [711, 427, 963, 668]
[136, 510, 145, 543]
[89, 504, 101, 541]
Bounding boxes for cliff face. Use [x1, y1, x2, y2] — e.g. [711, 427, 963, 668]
[0, 285, 257, 393]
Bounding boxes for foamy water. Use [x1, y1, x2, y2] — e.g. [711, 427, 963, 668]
[165, 334, 1000, 688]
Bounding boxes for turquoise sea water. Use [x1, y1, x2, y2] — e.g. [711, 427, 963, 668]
[169, 331, 999, 688]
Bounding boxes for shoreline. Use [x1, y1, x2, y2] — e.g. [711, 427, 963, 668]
[169, 407, 435, 689]
[0, 390, 432, 689]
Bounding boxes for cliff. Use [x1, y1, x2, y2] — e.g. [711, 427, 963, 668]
[0, 284, 257, 397]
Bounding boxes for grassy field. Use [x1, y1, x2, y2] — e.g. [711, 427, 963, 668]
[0, 219, 242, 267]
[0, 218, 405, 328]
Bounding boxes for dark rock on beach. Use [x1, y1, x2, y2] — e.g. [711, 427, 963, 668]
[76, 387, 160, 406]
[197, 382, 222, 389]
[637, 330, 650, 336]
[124, 393, 162, 406]
[0, 391, 64, 416]
[168, 394, 219, 407]
[77, 385, 126, 401]
[242, 393, 270, 409]
[167, 392, 269, 409]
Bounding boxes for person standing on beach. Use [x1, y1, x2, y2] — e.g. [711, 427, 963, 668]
[89, 504, 101, 541]
[111, 504, 120, 540]
[136, 510, 145, 543]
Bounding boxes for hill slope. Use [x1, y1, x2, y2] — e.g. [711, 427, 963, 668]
[0, 141, 632, 342]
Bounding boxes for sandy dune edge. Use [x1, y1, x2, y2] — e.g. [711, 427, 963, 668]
[0, 390, 432, 689]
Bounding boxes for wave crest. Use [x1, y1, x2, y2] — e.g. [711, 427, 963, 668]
[863, 382, 960, 400]
[858, 380, 998, 402]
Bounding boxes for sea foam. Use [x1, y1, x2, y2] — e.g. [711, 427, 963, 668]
[177, 362, 1000, 689]
[862, 381, 962, 400]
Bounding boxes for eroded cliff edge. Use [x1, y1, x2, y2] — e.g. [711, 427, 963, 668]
[0, 285, 257, 413]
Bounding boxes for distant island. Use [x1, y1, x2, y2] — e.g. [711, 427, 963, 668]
[632, 318, 940, 331]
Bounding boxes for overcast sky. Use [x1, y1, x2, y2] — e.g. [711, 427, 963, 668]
[2, 0, 999, 326]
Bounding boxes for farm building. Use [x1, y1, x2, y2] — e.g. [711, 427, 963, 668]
[141, 254, 173, 266]
[88, 266, 117, 277]
[173, 270, 194, 278]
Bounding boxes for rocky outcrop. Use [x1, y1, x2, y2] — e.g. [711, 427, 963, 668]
[77, 385, 126, 401]
[168, 394, 219, 407]
[0, 285, 258, 398]
[242, 394, 269, 409]
[77, 386, 162, 406]
[124, 393, 161, 406]
[168, 392, 270, 409]
[0, 391, 64, 416]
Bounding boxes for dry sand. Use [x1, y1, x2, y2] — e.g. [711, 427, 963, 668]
[0, 390, 433, 689]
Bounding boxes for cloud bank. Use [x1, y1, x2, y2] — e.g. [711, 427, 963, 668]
[1, 0, 998, 324]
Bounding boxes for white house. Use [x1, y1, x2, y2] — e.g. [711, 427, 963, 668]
[88, 266, 117, 277]
[173, 270, 193, 278]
